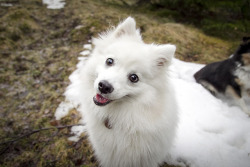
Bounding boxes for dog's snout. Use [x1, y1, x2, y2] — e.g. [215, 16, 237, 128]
[98, 80, 114, 94]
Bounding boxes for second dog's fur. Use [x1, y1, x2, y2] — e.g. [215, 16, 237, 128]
[194, 37, 250, 115]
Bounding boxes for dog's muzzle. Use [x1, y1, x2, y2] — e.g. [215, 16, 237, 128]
[93, 80, 113, 106]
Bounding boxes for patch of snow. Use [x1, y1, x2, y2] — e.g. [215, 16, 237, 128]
[54, 101, 74, 120]
[79, 50, 90, 56]
[1, 3, 13, 7]
[68, 121, 86, 142]
[79, 44, 92, 56]
[42, 0, 65, 9]
[83, 44, 92, 50]
[169, 59, 250, 167]
[75, 25, 85, 30]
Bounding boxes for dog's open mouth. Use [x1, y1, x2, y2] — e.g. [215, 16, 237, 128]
[93, 94, 112, 106]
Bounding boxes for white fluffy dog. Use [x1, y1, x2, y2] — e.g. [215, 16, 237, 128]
[63, 17, 178, 167]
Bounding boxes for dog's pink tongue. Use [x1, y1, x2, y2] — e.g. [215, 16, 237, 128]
[96, 94, 109, 104]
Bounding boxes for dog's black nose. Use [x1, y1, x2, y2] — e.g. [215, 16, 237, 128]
[98, 80, 114, 94]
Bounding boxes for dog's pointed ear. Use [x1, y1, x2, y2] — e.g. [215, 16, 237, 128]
[154, 44, 176, 67]
[113, 17, 138, 38]
[93, 17, 141, 48]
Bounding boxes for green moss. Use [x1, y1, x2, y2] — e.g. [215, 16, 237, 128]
[8, 9, 30, 20]
[19, 22, 32, 34]
[201, 19, 249, 39]
[14, 151, 36, 167]
[9, 31, 21, 41]
[69, 18, 105, 42]
[0, 8, 40, 50]
[0, 26, 6, 32]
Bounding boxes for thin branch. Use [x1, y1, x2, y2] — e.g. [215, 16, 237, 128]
[0, 124, 85, 145]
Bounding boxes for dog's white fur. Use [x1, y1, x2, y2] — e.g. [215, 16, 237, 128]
[64, 17, 178, 167]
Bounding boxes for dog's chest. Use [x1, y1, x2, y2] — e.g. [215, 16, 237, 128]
[235, 67, 250, 90]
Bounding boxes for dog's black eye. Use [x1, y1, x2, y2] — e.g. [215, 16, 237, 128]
[129, 74, 139, 83]
[106, 58, 114, 66]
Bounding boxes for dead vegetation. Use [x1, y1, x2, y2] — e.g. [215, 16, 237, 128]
[0, 0, 241, 166]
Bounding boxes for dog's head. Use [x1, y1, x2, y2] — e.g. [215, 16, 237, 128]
[234, 37, 250, 69]
[89, 17, 176, 106]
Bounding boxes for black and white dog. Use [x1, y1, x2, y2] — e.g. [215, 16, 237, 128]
[194, 37, 250, 115]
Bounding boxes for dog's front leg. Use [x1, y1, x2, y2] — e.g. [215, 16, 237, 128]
[226, 86, 250, 116]
[237, 98, 250, 116]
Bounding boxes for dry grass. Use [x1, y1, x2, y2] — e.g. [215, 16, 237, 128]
[144, 23, 232, 63]
[0, 0, 237, 166]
